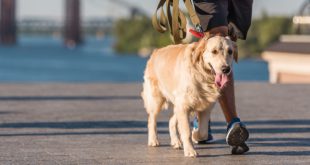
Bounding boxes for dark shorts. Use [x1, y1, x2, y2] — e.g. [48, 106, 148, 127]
[193, 0, 253, 39]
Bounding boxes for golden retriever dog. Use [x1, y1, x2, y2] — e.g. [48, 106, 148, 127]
[141, 35, 238, 157]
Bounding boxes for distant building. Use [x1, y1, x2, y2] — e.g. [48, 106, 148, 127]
[262, 0, 310, 83]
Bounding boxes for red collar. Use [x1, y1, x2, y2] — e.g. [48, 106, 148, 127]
[189, 29, 204, 38]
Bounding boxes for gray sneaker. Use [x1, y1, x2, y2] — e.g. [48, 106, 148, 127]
[226, 118, 250, 154]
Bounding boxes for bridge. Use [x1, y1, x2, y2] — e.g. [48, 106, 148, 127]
[0, 0, 81, 47]
[0, 0, 145, 47]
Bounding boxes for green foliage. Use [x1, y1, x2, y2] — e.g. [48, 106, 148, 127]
[113, 16, 171, 54]
[238, 15, 293, 58]
[114, 15, 294, 58]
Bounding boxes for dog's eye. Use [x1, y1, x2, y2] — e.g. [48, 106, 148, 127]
[212, 50, 218, 54]
[227, 49, 233, 55]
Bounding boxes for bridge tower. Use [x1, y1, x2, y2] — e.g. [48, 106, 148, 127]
[0, 0, 16, 45]
[64, 0, 82, 47]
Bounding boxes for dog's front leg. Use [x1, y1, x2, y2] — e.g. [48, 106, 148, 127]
[175, 106, 197, 157]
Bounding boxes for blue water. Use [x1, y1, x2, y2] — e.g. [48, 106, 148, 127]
[0, 36, 268, 82]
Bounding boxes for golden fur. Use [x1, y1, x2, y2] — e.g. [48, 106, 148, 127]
[141, 35, 237, 157]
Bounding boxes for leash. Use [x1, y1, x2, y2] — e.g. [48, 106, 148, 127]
[152, 0, 204, 44]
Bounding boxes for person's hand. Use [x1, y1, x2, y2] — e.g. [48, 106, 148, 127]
[228, 23, 241, 42]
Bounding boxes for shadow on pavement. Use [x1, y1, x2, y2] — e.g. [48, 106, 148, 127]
[0, 120, 310, 133]
[0, 130, 151, 137]
[0, 96, 140, 101]
[247, 151, 310, 156]
[0, 120, 154, 129]
[0, 119, 309, 151]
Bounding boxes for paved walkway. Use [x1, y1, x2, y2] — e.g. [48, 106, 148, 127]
[0, 83, 309, 164]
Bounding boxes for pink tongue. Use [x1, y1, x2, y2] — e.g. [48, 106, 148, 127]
[215, 74, 228, 89]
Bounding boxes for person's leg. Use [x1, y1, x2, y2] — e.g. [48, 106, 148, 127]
[192, 118, 215, 144]
[192, 0, 250, 154]
[193, 0, 228, 32]
[222, 0, 253, 154]
[192, 0, 229, 144]
[218, 73, 237, 124]
[206, 26, 249, 154]
[219, 71, 249, 154]
[194, 0, 253, 40]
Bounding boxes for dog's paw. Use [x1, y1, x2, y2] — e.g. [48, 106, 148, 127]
[171, 139, 182, 149]
[184, 148, 198, 158]
[148, 139, 160, 147]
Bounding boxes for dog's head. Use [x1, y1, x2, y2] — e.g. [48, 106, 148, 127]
[193, 35, 238, 89]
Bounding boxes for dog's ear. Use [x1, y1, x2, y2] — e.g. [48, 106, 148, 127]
[232, 41, 238, 63]
[192, 39, 206, 64]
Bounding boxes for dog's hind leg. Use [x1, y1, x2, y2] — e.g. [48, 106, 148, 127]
[169, 114, 182, 149]
[148, 111, 160, 147]
[142, 78, 164, 147]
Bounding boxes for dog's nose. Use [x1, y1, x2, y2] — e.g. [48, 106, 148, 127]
[222, 66, 231, 74]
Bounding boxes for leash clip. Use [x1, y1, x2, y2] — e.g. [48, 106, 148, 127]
[189, 24, 204, 38]
[195, 24, 203, 33]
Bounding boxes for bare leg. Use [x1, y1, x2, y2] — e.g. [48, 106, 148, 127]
[205, 26, 238, 123]
[208, 27, 249, 154]
[192, 109, 212, 142]
[219, 73, 238, 123]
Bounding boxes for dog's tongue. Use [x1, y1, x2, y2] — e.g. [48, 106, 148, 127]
[215, 74, 228, 89]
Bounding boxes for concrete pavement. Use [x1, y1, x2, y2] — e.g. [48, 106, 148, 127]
[0, 83, 309, 164]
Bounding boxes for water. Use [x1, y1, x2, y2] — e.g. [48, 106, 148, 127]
[0, 36, 268, 82]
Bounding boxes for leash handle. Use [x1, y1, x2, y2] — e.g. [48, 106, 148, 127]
[152, 0, 202, 44]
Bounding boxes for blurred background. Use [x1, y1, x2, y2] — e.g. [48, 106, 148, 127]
[0, 0, 309, 83]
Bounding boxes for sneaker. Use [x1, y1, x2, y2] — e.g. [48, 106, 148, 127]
[226, 118, 250, 154]
[231, 143, 249, 155]
[192, 118, 215, 144]
[226, 118, 249, 146]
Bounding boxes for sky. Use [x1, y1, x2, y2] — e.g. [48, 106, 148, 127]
[16, 0, 307, 21]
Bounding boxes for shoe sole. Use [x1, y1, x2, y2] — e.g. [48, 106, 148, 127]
[226, 122, 249, 146]
[231, 143, 250, 155]
[196, 138, 216, 144]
